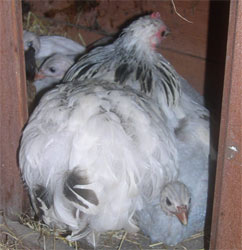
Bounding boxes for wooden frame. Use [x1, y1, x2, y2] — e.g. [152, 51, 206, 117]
[210, 0, 242, 248]
[0, 0, 28, 216]
[0, 0, 240, 248]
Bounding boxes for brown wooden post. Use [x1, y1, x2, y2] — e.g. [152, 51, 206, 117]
[210, 0, 242, 249]
[0, 0, 29, 216]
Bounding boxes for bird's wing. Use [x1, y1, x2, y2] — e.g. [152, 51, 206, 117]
[37, 36, 85, 59]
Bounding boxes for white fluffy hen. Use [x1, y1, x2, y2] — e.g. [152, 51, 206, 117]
[62, 13, 209, 146]
[19, 79, 181, 246]
[63, 12, 211, 165]
[63, 13, 182, 127]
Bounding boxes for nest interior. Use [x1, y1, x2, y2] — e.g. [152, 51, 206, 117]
[7, 0, 229, 249]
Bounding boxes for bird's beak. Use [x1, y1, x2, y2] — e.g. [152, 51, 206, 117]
[34, 71, 45, 80]
[173, 206, 188, 225]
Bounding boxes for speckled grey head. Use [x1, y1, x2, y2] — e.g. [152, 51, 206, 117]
[160, 181, 191, 225]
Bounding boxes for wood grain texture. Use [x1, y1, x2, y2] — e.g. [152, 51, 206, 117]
[210, 0, 242, 248]
[0, 0, 29, 216]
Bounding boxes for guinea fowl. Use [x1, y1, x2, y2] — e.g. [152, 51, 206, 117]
[19, 79, 182, 246]
[136, 132, 211, 246]
[34, 54, 75, 95]
[136, 80, 213, 246]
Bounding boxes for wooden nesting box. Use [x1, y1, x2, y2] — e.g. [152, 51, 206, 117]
[0, 0, 240, 248]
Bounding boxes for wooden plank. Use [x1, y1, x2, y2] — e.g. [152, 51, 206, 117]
[210, 0, 242, 248]
[0, 0, 29, 216]
[27, 0, 210, 58]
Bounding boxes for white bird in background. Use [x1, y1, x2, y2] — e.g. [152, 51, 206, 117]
[23, 30, 85, 81]
[19, 79, 181, 246]
[34, 54, 75, 94]
[23, 30, 85, 60]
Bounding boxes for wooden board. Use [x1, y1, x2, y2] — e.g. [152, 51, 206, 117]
[0, 0, 29, 216]
[210, 0, 242, 248]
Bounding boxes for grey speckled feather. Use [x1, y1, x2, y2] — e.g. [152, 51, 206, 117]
[135, 82, 215, 246]
[136, 135, 213, 246]
[19, 79, 179, 245]
[63, 14, 181, 111]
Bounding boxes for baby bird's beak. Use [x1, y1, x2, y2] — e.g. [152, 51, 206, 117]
[173, 205, 188, 225]
[34, 71, 45, 80]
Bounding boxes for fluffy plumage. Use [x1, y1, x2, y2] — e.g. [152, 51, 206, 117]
[23, 31, 85, 60]
[136, 138, 209, 246]
[62, 13, 210, 148]
[136, 81, 212, 246]
[63, 12, 210, 156]
[20, 13, 213, 247]
[62, 13, 182, 128]
[19, 79, 179, 245]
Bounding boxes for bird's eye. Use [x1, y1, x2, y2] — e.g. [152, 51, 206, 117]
[166, 197, 172, 206]
[49, 67, 56, 73]
[161, 30, 166, 37]
[27, 41, 33, 48]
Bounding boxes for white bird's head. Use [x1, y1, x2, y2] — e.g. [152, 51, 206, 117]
[119, 12, 169, 54]
[160, 181, 191, 225]
[35, 54, 74, 81]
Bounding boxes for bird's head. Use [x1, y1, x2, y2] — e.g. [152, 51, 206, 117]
[119, 12, 169, 54]
[160, 181, 191, 225]
[149, 12, 170, 49]
[35, 54, 74, 81]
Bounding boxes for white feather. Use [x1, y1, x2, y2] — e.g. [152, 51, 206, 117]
[19, 79, 179, 242]
[23, 31, 85, 59]
[136, 79, 214, 246]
